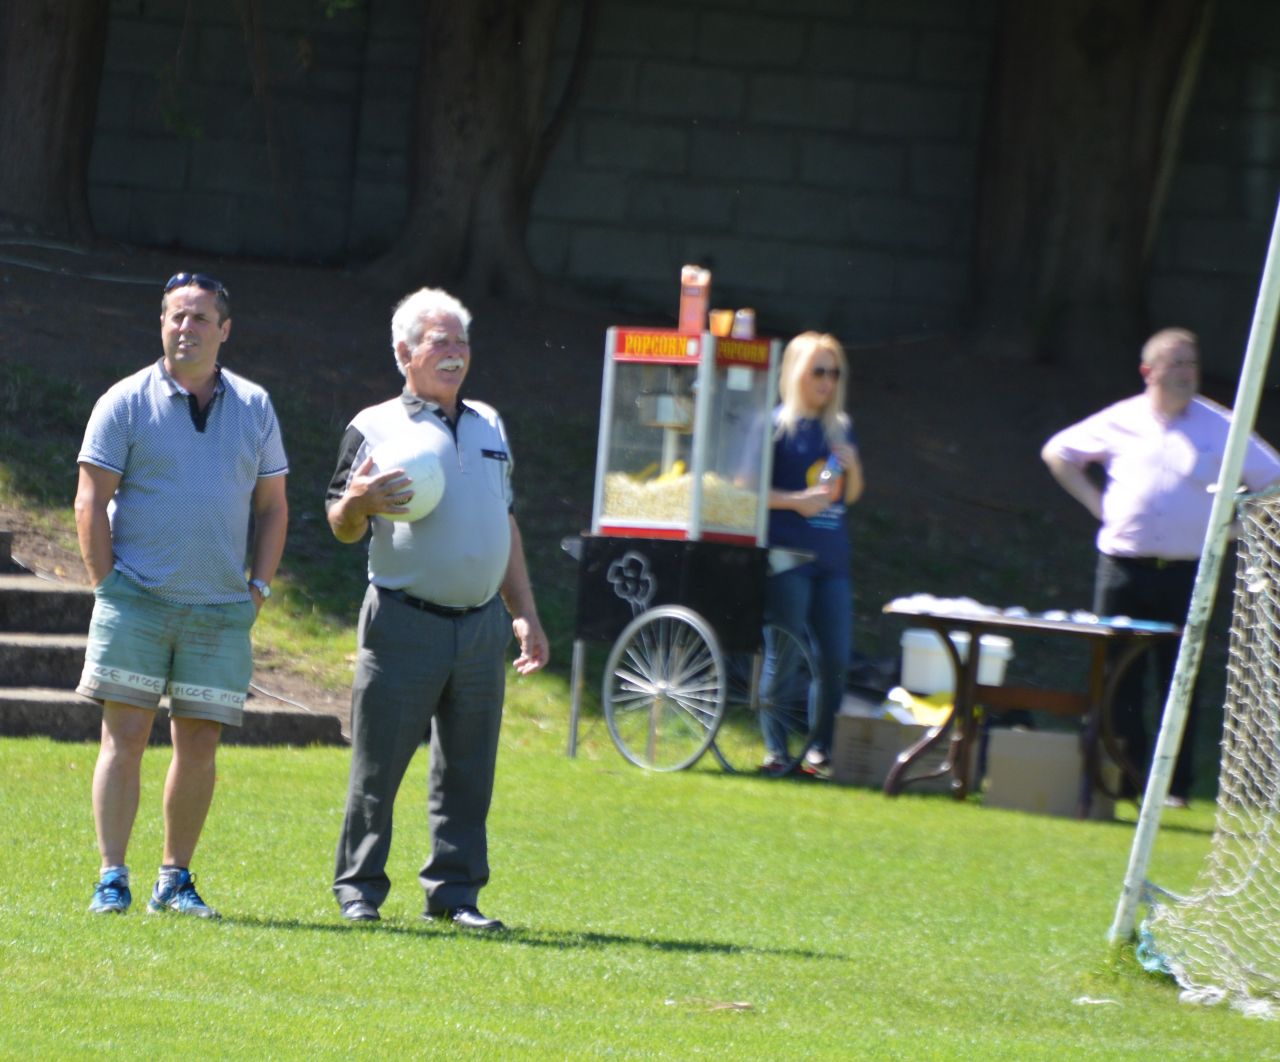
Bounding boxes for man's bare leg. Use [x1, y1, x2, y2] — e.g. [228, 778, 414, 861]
[92, 701, 156, 868]
[162, 716, 222, 867]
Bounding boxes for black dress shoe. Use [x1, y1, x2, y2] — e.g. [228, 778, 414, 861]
[340, 899, 380, 922]
[423, 904, 505, 931]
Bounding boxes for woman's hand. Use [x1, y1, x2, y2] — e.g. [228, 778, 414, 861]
[791, 485, 835, 518]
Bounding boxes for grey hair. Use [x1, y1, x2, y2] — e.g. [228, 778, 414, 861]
[390, 288, 473, 375]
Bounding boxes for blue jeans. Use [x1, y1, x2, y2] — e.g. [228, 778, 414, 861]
[762, 567, 852, 758]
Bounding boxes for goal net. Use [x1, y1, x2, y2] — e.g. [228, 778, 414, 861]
[1138, 489, 1280, 1019]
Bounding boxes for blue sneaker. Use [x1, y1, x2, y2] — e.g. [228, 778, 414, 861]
[88, 871, 131, 914]
[147, 868, 220, 919]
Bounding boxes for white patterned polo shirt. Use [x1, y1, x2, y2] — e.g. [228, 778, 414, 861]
[78, 359, 289, 604]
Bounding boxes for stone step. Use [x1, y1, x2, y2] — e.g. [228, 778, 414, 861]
[0, 574, 94, 633]
[0, 687, 345, 746]
[0, 632, 87, 688]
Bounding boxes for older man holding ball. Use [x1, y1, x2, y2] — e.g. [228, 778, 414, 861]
[324, 287, 548, 929]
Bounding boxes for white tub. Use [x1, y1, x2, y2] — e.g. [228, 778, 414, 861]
[899, 628, 1014, 695]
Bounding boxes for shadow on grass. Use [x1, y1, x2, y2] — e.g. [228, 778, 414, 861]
[223, 914, 847, 962]
[1106, 816, 1215, 838]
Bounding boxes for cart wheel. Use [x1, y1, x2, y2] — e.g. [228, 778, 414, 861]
[711, 624, 823, 775]
[603, 605, 727, 771]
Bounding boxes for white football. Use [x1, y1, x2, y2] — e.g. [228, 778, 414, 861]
[370, 441, 445, 522]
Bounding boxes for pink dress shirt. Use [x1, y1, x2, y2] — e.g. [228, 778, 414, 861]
[1044, 394, 1280, 560]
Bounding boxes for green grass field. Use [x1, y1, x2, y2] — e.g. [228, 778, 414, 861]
[2, 689, 1275, 1061]
[1, 308, 1270, 1057]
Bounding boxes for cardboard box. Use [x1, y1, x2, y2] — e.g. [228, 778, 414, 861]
[831, 709, 971, 794]
[983, 728, 1116, 821]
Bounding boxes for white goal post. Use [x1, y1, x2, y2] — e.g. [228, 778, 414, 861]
[1108, 195, 1280, 965]
[1134, 489, 1280, 1017]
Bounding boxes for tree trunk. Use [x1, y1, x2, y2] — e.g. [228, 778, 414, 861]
[363, 0, 594, 300]
[973, 0, 1213, 365]
[0, 0, 109, 241]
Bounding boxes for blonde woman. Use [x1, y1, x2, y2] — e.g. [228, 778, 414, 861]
[762, 332, 864, 776]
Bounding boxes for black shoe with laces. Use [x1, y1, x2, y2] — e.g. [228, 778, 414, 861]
[423, 905, 505, 931]
[340, 899, 380, 922]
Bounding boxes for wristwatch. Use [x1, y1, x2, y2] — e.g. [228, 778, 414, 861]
[249, 578, 272, 600]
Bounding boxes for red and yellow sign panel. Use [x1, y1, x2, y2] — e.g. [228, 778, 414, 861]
[611, 329, 701, 363]
[714, 337, 770, 369]
[610, 328, 770, 370]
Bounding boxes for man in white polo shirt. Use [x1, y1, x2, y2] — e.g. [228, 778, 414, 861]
[75, 272, 289, 918]
[325, 286, 548, 929]
[1042, 327, 1280, 806]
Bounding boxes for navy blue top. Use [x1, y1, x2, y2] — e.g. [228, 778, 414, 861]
[767, 409, 856, 577]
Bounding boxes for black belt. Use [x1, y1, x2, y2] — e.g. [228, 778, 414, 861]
[378, 587, 489, 617]
[1113, 555, 1196, 571]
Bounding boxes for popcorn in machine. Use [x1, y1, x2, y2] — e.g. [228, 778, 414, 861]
[565, 327, 823, 775]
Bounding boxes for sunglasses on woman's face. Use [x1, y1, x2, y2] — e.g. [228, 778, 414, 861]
[810, 366, 840, 379]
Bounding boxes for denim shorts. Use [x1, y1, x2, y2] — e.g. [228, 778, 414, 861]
[76, 569, 257, 727]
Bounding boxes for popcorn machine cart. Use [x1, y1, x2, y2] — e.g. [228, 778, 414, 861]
[565, 326, 824, 772]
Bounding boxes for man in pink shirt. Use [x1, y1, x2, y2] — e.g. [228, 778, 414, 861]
[1042, 328, 1280, 806]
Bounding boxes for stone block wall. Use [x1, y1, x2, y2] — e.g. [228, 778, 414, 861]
[85, 0, 1280, 363]
[90, 0, 372, 262]
[530, 0, 995, 341]
[1147, 0, 1280, 375]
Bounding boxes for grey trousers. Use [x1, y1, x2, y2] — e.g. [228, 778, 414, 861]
[333, 585, 510, 911]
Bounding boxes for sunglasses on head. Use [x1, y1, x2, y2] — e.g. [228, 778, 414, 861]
[164, 272, 229, 297]
[810, 366, 840, 379]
